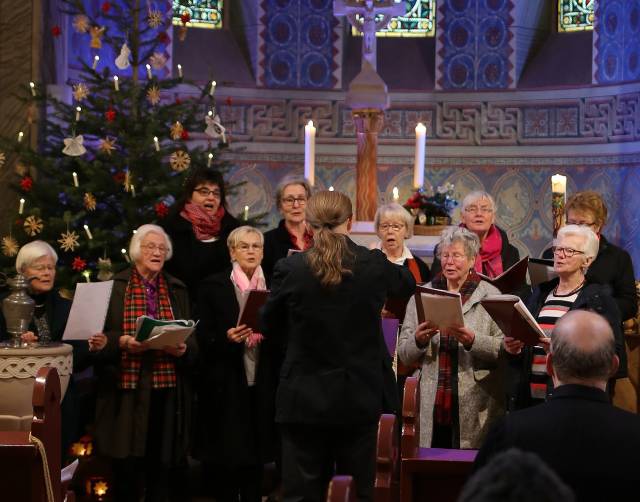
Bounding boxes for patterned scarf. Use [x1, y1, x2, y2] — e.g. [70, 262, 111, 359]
[287, 226, 314, 251]
[467, 224, 503, 278]
[120, 267, 177, 390]
[180, 201, 225, 241]
[231, 262, 266, 348]
[430, 270, 481, 425]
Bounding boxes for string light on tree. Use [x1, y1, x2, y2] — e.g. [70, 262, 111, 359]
[18, 131, 24, 143]
[177, 64, 183, 78]
[92, 55, 100, 69]
[83, 224, 93, 240]
[153, 136, 160, 151]
[209, 80, 216, 96]
[207, 152, 213, 167]
[18, 198, 25, 215]
[121, 248, 130, 263]
[113, 75, 119, 91]
[29, 82, 36, 96]
[146, 64, 152, 79]
[243, 205, 249, 221]
[75, 107, 82, 121]
[72, 172, 79, 187]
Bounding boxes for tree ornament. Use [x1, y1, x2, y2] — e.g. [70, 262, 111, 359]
[155, 201, 169, 218]
[0, 151, 5, 168]
[72, 83, 89, 101]
[180, 11, 191, 24]
[115, 42, 131, 70]
[51, 25, 61, 38]
[105, 107, 116, 122]
[205, 114, 226, 143]
[149, 52, 167, 70]
[89, 26, 106, 49]
[146, 86, 161, 106]
[170, 121, 184, 140]
[84, 192, 97, 211]
[58, 230, 80, 252]
[63, 135, 87, 156]
[169, 150, 191, 172]
[101, 2, 111, 14]
[158, 31, 170, 44]
[72, 256, 87, 272]
[98, 137, 117, 155]
[180, 129, 189, 140]
[73, 15, 90, 33]
[97, 257, 113, 281]
[20, 176, 33, 192]
[112, 171, 126, 184]
[1, 236, 19, 257]
[148, 9, 163, 28]
[23, 215, 44, 236]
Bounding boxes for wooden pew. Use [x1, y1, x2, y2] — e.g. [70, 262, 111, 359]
[327, 475, 356, 502]
[399, 376, 476, 502]
[374, 413, 398, 502]
[0, 366, 75, 502]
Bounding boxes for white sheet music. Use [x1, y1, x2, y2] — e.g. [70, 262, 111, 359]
[62, 281, 114, 340]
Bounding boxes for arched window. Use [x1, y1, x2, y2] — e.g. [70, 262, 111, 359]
[558, 0, 594, 32]
[352, 0, 436, 38]
[172, 0, 223, 29]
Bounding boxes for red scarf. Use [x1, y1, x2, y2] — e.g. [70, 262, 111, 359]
[119, 267, 177, 390]
[287, 226, 314, 251]
[180, 202, 225, 241]
[461, 223, 504, 278]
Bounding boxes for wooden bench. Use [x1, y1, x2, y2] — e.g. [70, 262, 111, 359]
[327, 475, 356, 502]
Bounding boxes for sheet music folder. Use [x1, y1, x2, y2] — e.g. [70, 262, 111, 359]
[237, 289, 271, 331]
[477, 256, 529, 294]
[480, 294, 545, 345]
[414, 285, 464, 329]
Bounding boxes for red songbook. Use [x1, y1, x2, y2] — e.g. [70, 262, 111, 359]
[480, 294, 545, 345]
[237, 289, 270, 332]
[477, 256, 529, 294]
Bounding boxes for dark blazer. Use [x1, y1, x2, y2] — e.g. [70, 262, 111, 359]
[261, 239, 416, 425]
[506, 279, 625, 410]
[262, 219, 295, 284]
[195, 269, 277, 466]
[476, 384, 640, 502]
[160, 209, 240, 296]
[543, 235, 637, 321]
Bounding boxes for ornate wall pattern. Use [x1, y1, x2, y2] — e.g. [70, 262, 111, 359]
[435, 0, 515, 90]
[593, 0, 640, 84]
[256, 0, 341, 89]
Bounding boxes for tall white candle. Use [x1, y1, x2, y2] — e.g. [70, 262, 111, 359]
[153, 136, 160, 152]
[207, 153, 213, 167]
[392, 186, 399, 201]
[19, 198, 25, 215]
[18, 131, 24, 142]
[413, 123, 426, 189]
[29, 82, 36, 96]
[83, 224, 93, 240]
[209, 80, 216, 96]
[113, 75, 119, 91]
[93, 55, 100, 70]
[146, 64, 152, 79]
[551, 174, 567, 194]
[304, 120, 316, 187]
[177, 64, 183, 78]
[72, 172, 79, 187]
[75, 106, 82, 121]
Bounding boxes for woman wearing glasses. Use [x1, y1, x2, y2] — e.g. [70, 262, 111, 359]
[161, 168, 240, 295]
[94, 224, 197, 501]
[504, 225, 624, 411]
[262, 175, 313, 283]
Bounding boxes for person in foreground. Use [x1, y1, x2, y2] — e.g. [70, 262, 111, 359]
[397, 227, 505, 449]
[261, 190, 415, 502]
[94, 224, 198, 502]
[475, 310, 640, 502]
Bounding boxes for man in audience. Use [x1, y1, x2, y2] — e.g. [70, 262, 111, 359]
[475, 310, 640, 502]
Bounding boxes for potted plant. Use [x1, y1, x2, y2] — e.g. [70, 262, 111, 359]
[403, 183, 458, 234]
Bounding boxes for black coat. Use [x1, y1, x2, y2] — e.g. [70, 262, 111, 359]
[475, 384, 640, 502]
[195, 269, 277, 466]
[542, 235, 637, 321]
[261, 239, 416, 425]
[160, 210, 240, 296]
[262, 219, 295, 284]
[506, 279, 625, 410]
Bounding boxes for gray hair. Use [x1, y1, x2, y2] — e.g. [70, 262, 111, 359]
[227, 226, 264, 253]
[461, 190, 496, 212]
[437, 227, 480, 260]
[275, 175, 312, 209]
[556, 224, 599, 260]
[374, 203, 414, 238]
[15, 240, 58, 273]
[129, 224, 173, 262]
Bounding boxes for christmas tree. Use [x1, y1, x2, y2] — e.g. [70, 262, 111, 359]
[0, 0, 232, 288]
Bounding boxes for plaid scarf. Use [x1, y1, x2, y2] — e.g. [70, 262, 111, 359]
[120, 267, 177, 390]
[430, 270, 481, 425]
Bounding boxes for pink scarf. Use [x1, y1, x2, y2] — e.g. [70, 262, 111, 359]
[231, 262, 266, 348]
[462, 223, 504, 278]
[180, 202, 225, 241]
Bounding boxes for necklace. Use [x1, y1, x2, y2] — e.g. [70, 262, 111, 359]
[554, 279, 585, 297]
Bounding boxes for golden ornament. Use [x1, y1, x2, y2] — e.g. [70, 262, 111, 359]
[23, 216, 43, 236]
[58, 230, 80, 252]
[1, 236, 19, 257]
[72, 83, 89, 102]
[73, 14, 90, 33]
[146, 86, 161, 106]
[0, 151, 5, 168]
[148, 9, 163, 28]
[98, 137, 117, 155]
[89, 26, 106, 49]
[170, 121, 184, 140]
[97, 257, 113, 281]
[14, 161, 29, 177]
[169, 150, 191, 172]
[149, 52, 167, 70]
[84, 192, 97, 211]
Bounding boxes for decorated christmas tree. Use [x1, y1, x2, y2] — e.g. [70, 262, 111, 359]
[0, 0, 231, 288]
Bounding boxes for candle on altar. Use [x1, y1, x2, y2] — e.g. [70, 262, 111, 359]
[83, 224, 93, 240]
[551, 174, 567, 237]
[72, 172, 79, 187]
[413, 123, 426, 189]
[92, 55, 100, 70]
[113, 75, 119, 91]
[304, 120, 316, 187]
[392, 186, 399, 201]
[551, 174, 567, 194]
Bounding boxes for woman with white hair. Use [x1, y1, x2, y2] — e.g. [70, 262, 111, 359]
[505, 225, 624, 410]
[196, 225, 276, 502]
[93, 224, 197, 502]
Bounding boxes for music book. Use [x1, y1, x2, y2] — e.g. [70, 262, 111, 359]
[135, 316, 196, 349]
[528, 258, 557, 287]
[480, 294, 545, 345]
[237, 289, 271, 331]
[414, 285, 464, 329]
[62, 280, 114, 340]
[477, 256, 529, 294]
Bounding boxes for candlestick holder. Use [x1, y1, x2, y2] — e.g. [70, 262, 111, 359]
[552, 191, 565, 237]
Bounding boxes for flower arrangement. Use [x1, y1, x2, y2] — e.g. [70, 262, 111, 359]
[403, 183, 458, 225]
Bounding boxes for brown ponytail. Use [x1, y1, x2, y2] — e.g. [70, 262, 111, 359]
[305, 191, 354, 288]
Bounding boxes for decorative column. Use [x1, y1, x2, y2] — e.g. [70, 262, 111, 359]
[352, 109, 384, 221]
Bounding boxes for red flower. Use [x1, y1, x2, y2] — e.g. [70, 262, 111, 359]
[51, 25, 61, 37]
[72, 256, 87, 272]
[158, 31, 170, 44]
[180, 12, 190, 25]
[180, 130, 189, 140]
[225, 96, 233, 106]
[105, 108, 116, 122]
[101, 2, 111, 13]
[112, 171, 126, 183]
[20, 176, 33, 192]
[155, 202, 169, 218]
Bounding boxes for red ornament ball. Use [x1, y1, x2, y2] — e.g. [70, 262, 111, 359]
[101, 2, 111, 13]
[51, 25, 61, 37]
[105, 108, 116, 122]
[180, 130, 189, 140]
[72, 256, 87, 272]
[20, 176, 33, 192]
[112, 171, 126, 183]
[155, 202, 169, 218]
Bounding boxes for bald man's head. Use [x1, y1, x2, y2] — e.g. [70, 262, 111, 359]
[550, 310, 617, 384]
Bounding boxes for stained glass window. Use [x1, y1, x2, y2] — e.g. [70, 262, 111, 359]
[351, 0, 435, 38]
[172, 0, 223, 29]
[558, 0, 594, 32]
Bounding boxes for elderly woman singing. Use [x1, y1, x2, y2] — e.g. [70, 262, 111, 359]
[94, 224, 197, 502]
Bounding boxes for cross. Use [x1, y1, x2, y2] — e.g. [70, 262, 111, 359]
[334, 0, 405, 71]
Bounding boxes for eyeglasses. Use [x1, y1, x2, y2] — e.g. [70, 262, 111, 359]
[236, 243, 263, 251]
[440, 252, 467, 263]
[566, 220, 597, 228]
[551, 246, 585, 258]
[193, 187, 221, 198]
[282, 197, 307, 207]
[464, 206, 493, 214]
[379, 223, 404, 232]
[141, 243, 169, 254]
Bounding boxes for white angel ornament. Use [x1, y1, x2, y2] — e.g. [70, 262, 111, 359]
[204, 113, 226, 143]
[115, 43, 131, 70]
[62, 135, 87, 156]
